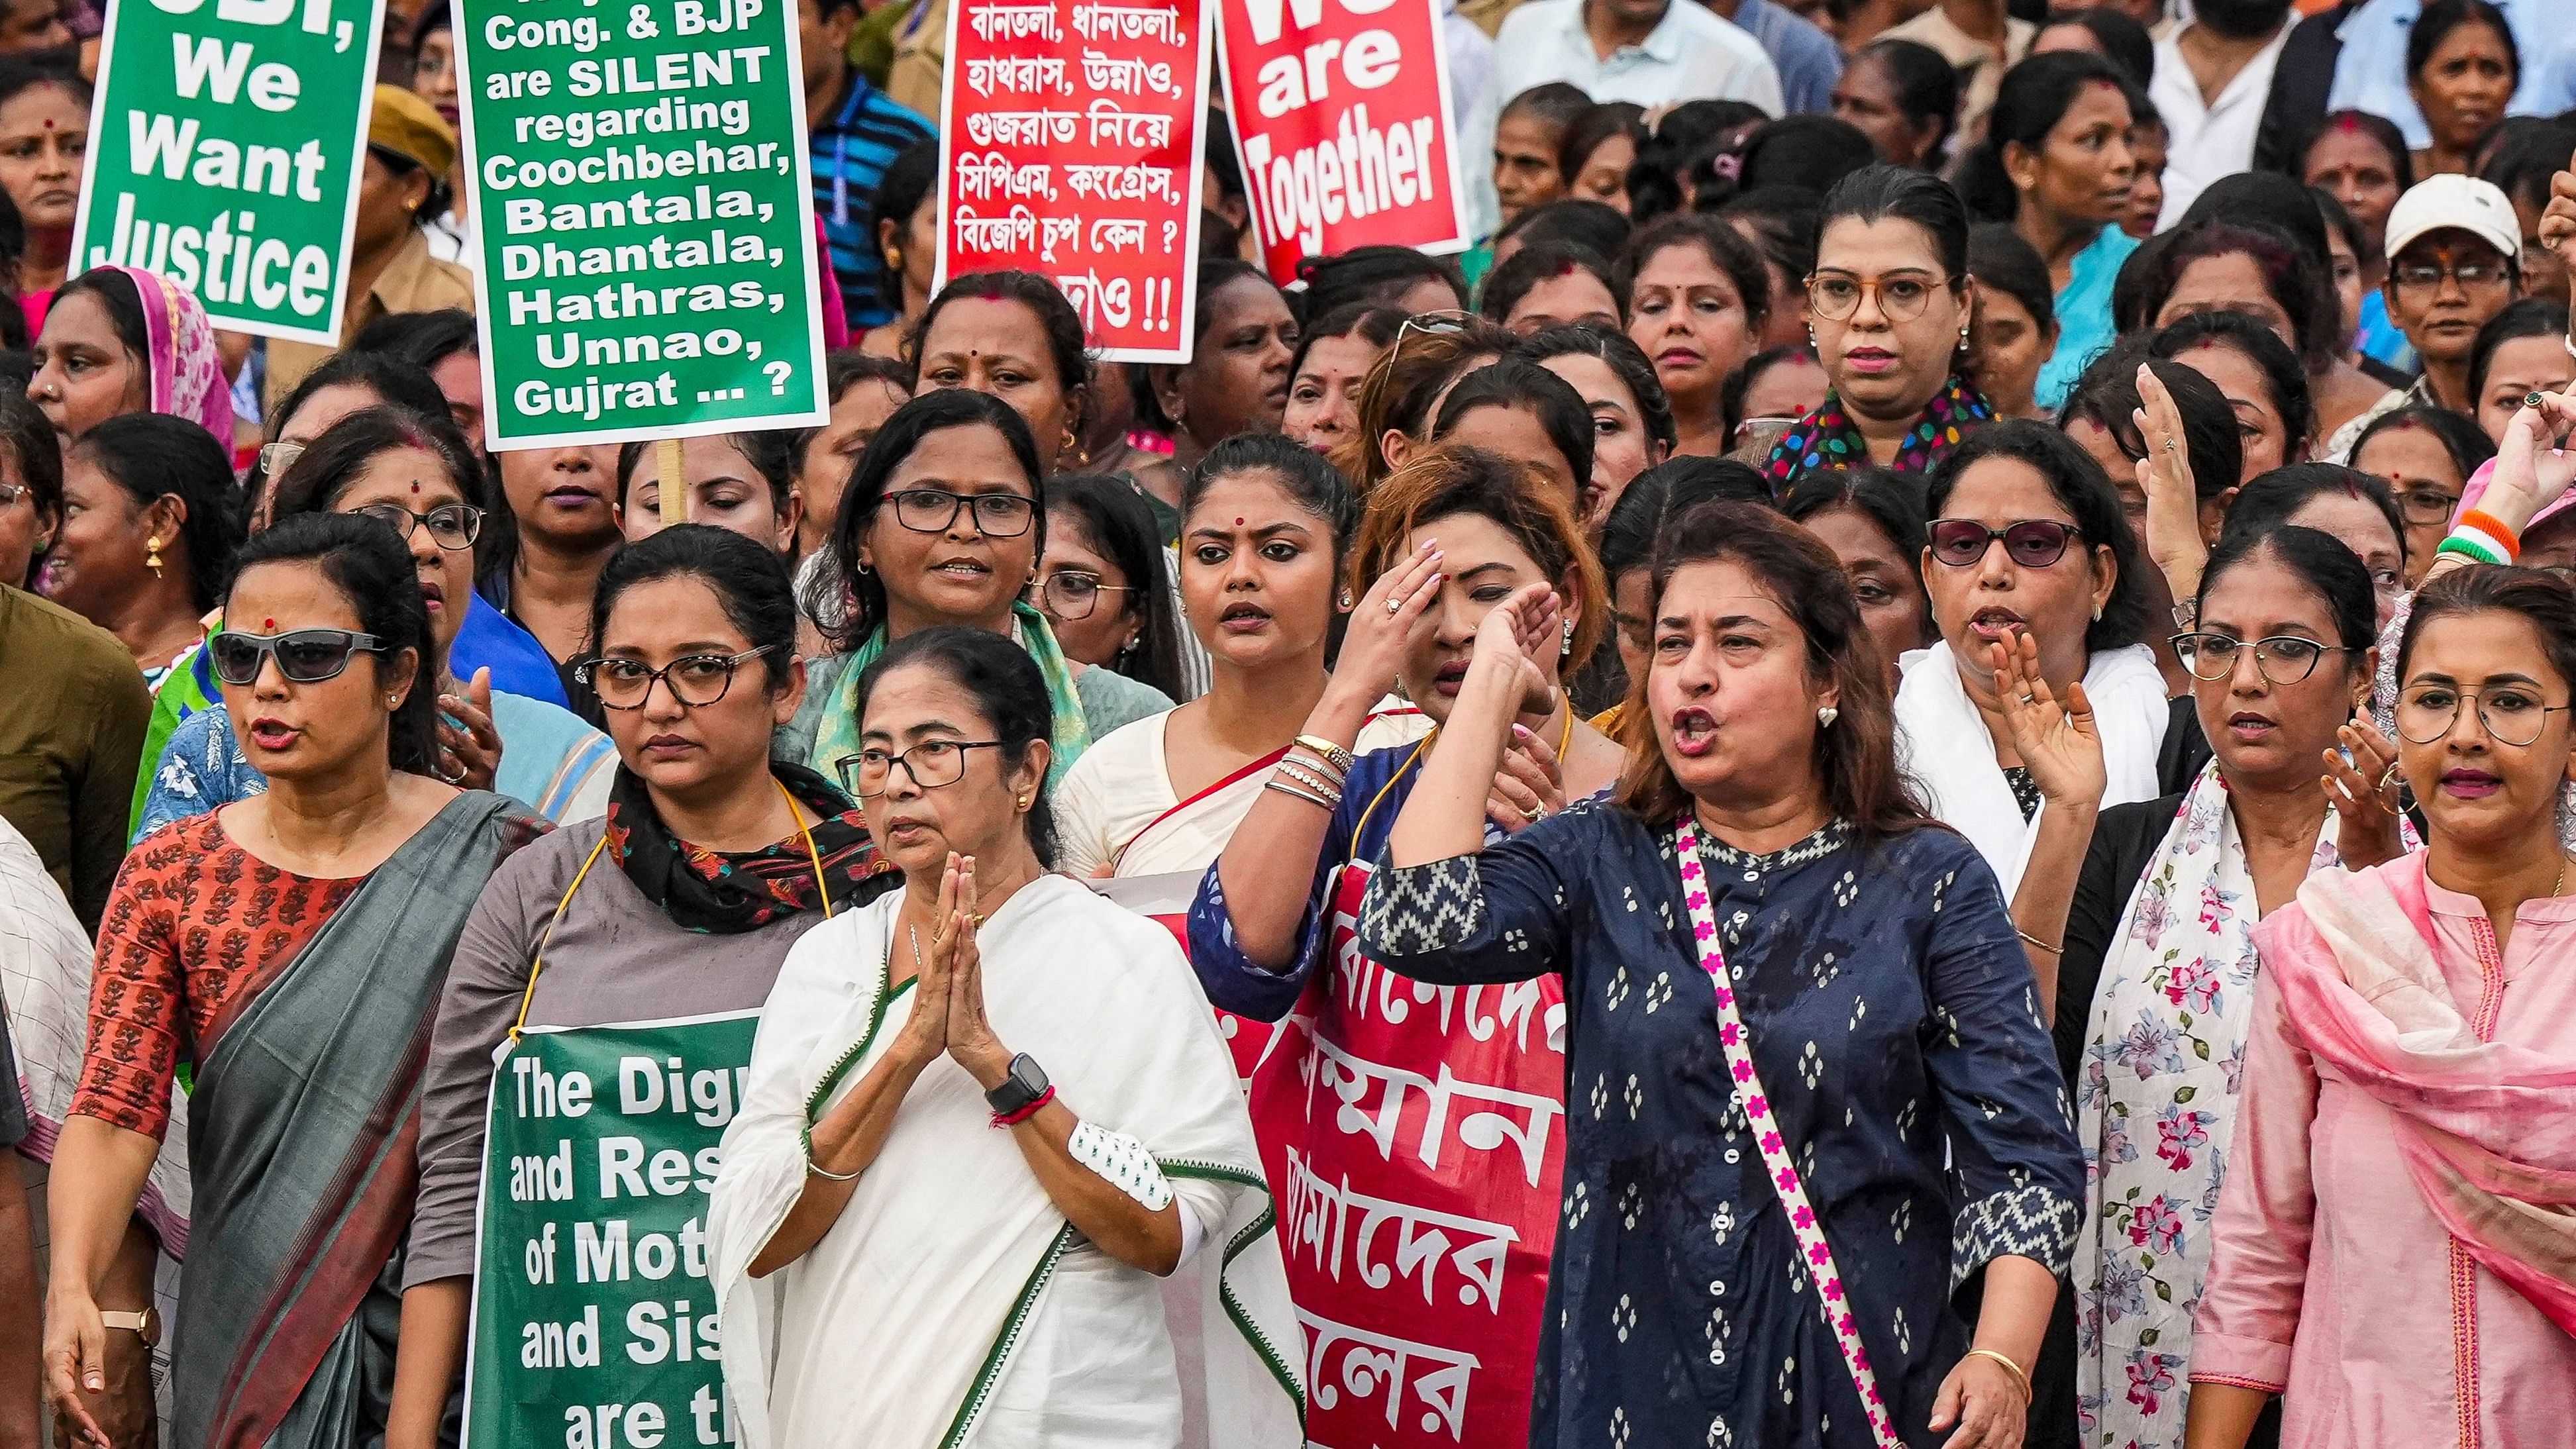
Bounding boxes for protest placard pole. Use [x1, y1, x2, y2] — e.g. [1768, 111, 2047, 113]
[70, 0, 384, 342]
[456, 0, 829, 453]
[658, 437, 688, 523]
[936, 0, 1213, 362]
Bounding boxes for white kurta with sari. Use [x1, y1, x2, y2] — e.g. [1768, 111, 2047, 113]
[709, 873, 1304, 1449]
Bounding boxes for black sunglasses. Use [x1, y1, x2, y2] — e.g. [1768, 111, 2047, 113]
[1927, 519, 2083, 569]
[208, 628, 387, 685]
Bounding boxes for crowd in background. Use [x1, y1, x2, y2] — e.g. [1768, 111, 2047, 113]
[0, 0, 2569, 1446]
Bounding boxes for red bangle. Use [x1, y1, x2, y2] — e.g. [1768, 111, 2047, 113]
[990, 1085, 1055, 1128]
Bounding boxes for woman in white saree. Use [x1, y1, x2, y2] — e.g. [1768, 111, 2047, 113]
[709, 626, 1303, 1449]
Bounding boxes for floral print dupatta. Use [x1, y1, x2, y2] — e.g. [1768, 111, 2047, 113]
[2071, 764, 2340, 1448]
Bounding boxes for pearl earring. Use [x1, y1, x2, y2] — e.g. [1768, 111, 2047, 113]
[1337, 589, 1354, 609]
[1816, 705, 1837, 727]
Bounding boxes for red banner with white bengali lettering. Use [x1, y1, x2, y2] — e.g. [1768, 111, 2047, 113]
[936, 0, 1212, 360]
[1216, 0, 1471, 287]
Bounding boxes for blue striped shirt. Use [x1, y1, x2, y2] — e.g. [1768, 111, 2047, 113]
[810, 73, 933, 330]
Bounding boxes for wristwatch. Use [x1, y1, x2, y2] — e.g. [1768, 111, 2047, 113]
[983, 1054, 1049, 1117]
[100, 1307, 160, 1346]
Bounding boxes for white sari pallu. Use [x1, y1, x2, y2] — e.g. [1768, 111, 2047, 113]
[1896, 640, 2170, 895]
[708, 873, 1305, 1449]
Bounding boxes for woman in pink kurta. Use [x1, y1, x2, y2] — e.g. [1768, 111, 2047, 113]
[2186, 554, 2576, 1449]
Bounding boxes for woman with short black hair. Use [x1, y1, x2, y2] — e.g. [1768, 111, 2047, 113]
[1032, 474, 1187, 701]
[1966, 225, 2063, 421]
[1429, 356, 1596, 503]
[1829, 37, 1956, 171]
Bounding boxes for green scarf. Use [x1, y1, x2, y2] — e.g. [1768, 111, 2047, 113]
[806, 601, 1093, 795]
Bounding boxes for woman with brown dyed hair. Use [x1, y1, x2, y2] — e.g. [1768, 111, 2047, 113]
[1185, 440, 1618, 1449]
[1359, 499, 2082, 1449]
[1333, 313, 1516, 493]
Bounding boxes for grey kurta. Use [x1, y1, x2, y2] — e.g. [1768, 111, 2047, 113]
[407, 818, 834, 1286]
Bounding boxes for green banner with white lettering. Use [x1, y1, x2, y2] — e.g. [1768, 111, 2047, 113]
[70, 0, 382, 344]
[463, 1013, 760, 1449]
[454, 0, 828, 448]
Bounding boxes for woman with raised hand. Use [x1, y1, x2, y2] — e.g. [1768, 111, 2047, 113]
[138, 408, 617, 833]
[1952, 52, 2137, 415]
[711, 626, 1302, 1448]
[1356, 499, 2081, 1449]
[1055, 435, 1352, 879]
[2004, 528, 2398, 1449]
[2185, 544, 2576, 1444]
[1618, 214, 1770, 459]
[788, 389, 1173, 792]
[1766, 166, 1996, 489]
[2345, 405, 2495, 581]
[2147, 311, 2314, 483]
[42, 512, 544, 1449]
[1516, 321, 1675, 528]
[2466, 297, 2573, 444]
[386, 526, 894, 1449]
[36, 413, 239, 689]
[1897, 420, 2162, 903]
[1186, 442, 1621, 1449]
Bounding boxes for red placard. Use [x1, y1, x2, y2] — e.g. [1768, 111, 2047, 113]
[937, 0, 1213, 362]
[1217, 0, 1472, 287]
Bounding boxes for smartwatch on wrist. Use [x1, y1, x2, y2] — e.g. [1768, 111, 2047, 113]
[984, 1054, 1049, 1117]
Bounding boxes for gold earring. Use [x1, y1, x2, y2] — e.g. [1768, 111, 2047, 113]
[1016, 794, 1029, 811]
[146, 537, 164, 577]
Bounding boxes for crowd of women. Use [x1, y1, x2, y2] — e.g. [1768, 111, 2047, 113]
[0, 1, 2571, 1448]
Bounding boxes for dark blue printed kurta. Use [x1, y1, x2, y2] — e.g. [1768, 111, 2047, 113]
[1357, 802, 2083, 1449]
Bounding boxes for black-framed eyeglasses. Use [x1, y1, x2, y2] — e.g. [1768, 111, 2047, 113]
[2395, 487, 2461, 526]
[1025, 572, 1133, 621]
[1804, 271, 1953, 323]
[1927, 518, 2082, 569]
[575, 646, 776, 710]
[2172, 632, 2347, 686]
[2395, 685, 2573, 747]
[2390, 259, 2512, 293]
[208, 628, 386, 685]
[837, 738, 1006, 797]
[352, 501, 484, 552]
[888, 488, 1035, 537]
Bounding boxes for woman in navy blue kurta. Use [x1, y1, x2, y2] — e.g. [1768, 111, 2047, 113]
[1361, 499, 2082, 1449]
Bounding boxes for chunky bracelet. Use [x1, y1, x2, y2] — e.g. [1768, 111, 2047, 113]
[990, 1084, 1055, 1128]
[2438, 534, 2511, 568]
[1264, 778, 1339, 811]
[2456, 507, 2522, 560]
[1294, 734, 1356, 773]
[1963, 1348, 2032, 1402]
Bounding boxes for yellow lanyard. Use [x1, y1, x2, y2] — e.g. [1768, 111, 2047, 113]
[509, 779, 831, 1040]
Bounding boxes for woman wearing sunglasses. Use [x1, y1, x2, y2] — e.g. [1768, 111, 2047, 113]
[42, 511, 544, 1449]
[135, 408, 617, 836]
[786, 389, 1173, 795]
[386, 526, 894, 1449]
[2188, 555, 2576, 1448]
[1996, 527, 2397, 1449]
[1895, 421, 2163, 916]
[1765, 166, 1998, 490]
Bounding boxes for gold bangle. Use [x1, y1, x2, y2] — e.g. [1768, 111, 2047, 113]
[1963, 1348, 2032, 1401]
[1294, 734, 1356, 773]
[2016, 927, 2063, 955]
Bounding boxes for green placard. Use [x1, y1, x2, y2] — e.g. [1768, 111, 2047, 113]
[463, 1013, 761, 1449]
[70, 0, 383, 344]
[455, 0, 829, 449]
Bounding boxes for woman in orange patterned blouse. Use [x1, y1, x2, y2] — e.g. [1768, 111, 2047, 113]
[41, 511, 543, 1449]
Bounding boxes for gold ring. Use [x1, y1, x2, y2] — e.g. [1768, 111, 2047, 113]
[2379, 764, 2402, 791]
[2529, 390, 2550, 411]
[1521, 805, 1542, 821]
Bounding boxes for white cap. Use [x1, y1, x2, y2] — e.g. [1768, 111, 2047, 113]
[2383, 174, 2522, 262]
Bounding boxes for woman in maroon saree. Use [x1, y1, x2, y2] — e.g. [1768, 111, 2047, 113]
[42, 509, 541, 1449]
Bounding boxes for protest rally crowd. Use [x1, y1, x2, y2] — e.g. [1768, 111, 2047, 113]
[2, 0, 2576, 1443]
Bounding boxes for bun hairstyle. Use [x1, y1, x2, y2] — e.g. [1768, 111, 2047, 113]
[1612, 499, 1933, 838]
[1850, 38, 1957, 167]
[1816, 164, 1971, 293]
[856, 625, 1062, 868]
[1952, 50, 2132, 225]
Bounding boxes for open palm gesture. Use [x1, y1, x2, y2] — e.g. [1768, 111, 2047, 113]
[1992, 631, 2104, 812]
